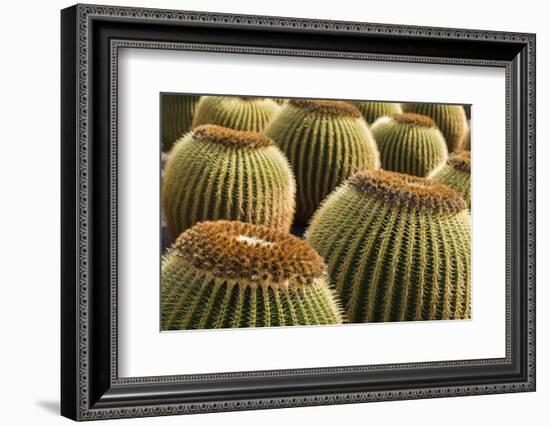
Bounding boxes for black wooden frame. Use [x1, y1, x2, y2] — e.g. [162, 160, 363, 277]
[61, 4, 536, 421]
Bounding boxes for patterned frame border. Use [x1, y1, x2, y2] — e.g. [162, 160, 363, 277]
[72, 4, 535, 420]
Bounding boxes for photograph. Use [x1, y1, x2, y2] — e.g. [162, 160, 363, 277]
[160, 95, 472, 331]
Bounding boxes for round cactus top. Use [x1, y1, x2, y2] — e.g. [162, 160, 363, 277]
[392, 113, 437, 128]
[173, 221, 326, 286]
[288, 99, 362, 118]
[448, 150, 471, 173]
[349, 170, 466, 214]
[193, 124, 274, 149]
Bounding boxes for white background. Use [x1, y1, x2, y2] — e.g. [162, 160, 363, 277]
[119, 49, 505, 377]
[0, 0, 547, 425]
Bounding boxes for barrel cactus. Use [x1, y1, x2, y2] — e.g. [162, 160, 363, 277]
[401, 103, 468, 152]
[350, 101, 402, 125]
[265, 99, 380, 224]
[161, 94, 200, 151]
[430, 150, 471, 208]
[192, 96, 280, 131]
[162, 220, 343, 330]
[162, 124, 295, 239]
[370, 113, 448, 177]
[306, 170, 471, 323]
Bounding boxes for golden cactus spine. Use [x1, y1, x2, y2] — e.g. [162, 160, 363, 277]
[265, 99, 380, 224]
[161, 95, 200, 151]
[162, 221, 343, 330]
[350, 101, 402, 125]
[162, 125, 295, 239]
[401, 103, 468, 152]
[192, 96, 280, 131]
[430, 150, 471, 208]
[306, 170, 471, 323]
[370, 113, 448, 177]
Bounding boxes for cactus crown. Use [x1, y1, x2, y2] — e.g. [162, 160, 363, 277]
[289, 99, 362, 118]
[448, 150, 471, 173]
[349, 170, 466, 214]
[193, 124, 273, 149]
[174, 221, 325, 286]
[393, 112, 437, 128]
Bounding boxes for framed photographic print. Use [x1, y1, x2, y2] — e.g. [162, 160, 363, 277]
[61, 3, 536, 421]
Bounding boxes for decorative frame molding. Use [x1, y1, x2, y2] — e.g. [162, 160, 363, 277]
[61, 3, 536, 421]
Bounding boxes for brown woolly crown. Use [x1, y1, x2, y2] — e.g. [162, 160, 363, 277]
[448, 150, 471, 173]
[193, 124, 273, 149]
[392, 112, 437, 128]
[289, 99, 362, 118]
[174, 221, 326, 286]
[349, 170, 466, 214]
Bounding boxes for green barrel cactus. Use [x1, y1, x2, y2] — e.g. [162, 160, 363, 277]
[370, 113, 448, 177]
[430, 150, 471, 208]
[161, 94, 200, 151]
[265, 99, 380, 224]
[162, 220, 343, 330]
[306, 170, 471, 323]
[349, 101, 402, 125]
[192, 96, 280, 131]
[401, 103, 468, 152]
[162, 124, 295, 239]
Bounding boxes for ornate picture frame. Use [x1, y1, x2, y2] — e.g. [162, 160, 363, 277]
[61, 4, 536, 421]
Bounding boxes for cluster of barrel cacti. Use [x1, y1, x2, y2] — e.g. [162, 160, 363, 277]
[160, 94, 471, 330]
